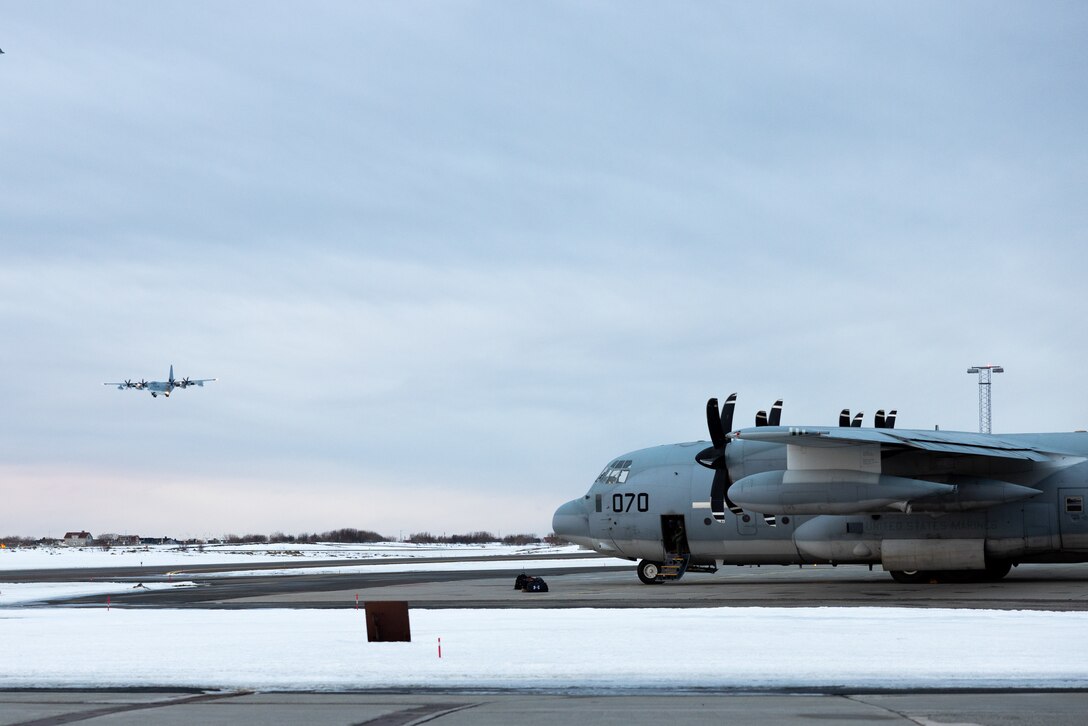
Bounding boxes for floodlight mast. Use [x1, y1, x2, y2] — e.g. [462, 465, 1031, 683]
[967, 364, 1004, 434]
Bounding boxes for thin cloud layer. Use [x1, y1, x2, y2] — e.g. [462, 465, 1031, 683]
[1, 3, 1086, 537]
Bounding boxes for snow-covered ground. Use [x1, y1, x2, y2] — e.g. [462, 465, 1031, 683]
[3, 544, 1087, 691]
[0, 542, 582, 570]
[2, 606, 1086, 691]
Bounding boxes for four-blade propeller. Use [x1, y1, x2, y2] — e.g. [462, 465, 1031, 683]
[696, 394, 742, 523]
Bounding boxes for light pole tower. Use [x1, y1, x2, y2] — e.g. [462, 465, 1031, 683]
[966, 364, 1004, 434]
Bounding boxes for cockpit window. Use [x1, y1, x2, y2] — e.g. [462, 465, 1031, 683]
[596, 459, 633, 485]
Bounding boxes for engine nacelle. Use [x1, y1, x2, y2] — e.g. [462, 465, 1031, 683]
[728, 469, 955, 515]
[905, 478, 1042, 512]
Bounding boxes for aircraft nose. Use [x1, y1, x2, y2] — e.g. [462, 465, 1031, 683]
[552, 498, 591, 548]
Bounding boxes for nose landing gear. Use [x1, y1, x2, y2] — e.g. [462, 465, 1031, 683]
[637, 560, 662, 584]
[637, 555, 691, 584]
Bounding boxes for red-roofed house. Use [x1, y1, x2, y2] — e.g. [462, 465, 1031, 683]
[62, 531, 92, 546]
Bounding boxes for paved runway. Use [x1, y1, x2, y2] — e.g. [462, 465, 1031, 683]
[3, 690, 1088, 726]
[15, 559, 1088, 611]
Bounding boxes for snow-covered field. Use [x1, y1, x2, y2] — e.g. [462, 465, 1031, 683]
[2, 606, 1087, 691]
[3, 544, 1087, 691]
[0, 541, 580, 570]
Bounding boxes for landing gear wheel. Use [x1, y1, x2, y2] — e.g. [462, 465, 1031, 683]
[982, 560, 1012, 581]
[637, 559, 663, 585]
[889, 569, 930, 584]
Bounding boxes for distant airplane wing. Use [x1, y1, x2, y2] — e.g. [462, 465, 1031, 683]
[104, 380, 142, 390]
[173, 377, 217, 388]
[733, 426, 1056, 462]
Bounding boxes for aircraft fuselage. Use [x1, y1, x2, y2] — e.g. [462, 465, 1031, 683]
[552, 431, 1088, 583]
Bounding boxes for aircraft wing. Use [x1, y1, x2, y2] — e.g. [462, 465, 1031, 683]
[733, 426, 1055, 462]
[174, 377, 217, 388]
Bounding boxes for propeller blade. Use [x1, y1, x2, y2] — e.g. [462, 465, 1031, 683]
[839, 409, 850, 427]
[710, 469, 744, 520]
[768, 399, 783, 426]
[706, 398, 725, 449]
[763, 514, 777, 527]
[695, 445, 721, 469]
[720, 393, 736, 434]
[755, 410, 768, 427]
[710, 469, 727, 521]
[875, 409, 886, 429]
[851, 412, 864, 428]
[886, 410, 897, 429]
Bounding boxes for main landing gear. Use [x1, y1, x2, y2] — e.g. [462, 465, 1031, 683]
[888, 560, 1013, 584]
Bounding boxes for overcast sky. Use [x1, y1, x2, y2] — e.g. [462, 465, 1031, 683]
[2, 2, 1087, 539]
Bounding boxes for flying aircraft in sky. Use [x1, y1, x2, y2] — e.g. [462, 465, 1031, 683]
[104, 365, 216, 398]
[553, 394, 1088, 584]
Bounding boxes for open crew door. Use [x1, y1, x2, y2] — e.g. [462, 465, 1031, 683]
[658, 514, 691, 581]
[661, 514, 690, 556]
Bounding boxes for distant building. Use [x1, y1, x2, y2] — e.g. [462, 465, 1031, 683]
[62, 531, 92, 546]
[113, 535, 140, 546]
[139, 536, 178, 546]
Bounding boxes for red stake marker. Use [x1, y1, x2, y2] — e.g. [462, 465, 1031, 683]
[438, 637, 442, 659]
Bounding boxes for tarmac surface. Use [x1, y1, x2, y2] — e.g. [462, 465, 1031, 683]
[3, 690, 1088, 726]
[6, 555, 1088, 724]
[11, 556, 1088, 610]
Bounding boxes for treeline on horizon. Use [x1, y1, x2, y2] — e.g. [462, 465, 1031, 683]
[230, 529, 559, 545]
[1, 528, 562, 547]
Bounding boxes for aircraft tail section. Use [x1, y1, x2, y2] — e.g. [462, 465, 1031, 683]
[169, 364, 174, 383]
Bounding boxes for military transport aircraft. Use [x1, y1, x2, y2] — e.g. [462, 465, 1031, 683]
[104, 365, 216, 398]
[552, 394, 1088, 584]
